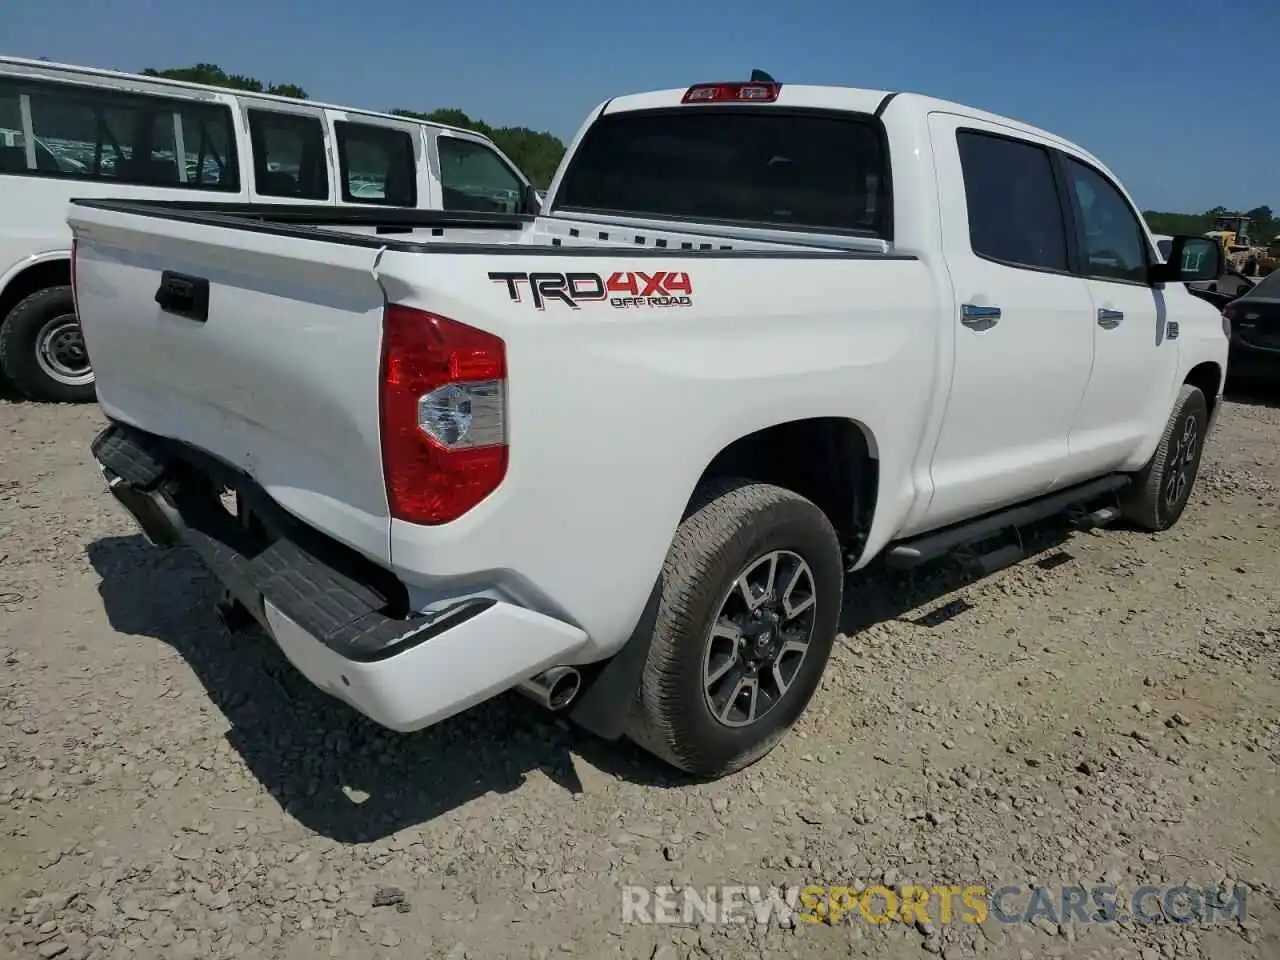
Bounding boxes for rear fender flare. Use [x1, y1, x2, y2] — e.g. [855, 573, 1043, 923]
[0, 250, 71, 299]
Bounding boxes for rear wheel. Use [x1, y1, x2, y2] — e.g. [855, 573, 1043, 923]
[627, 480, 843, 778]
[0, 286, 95, 403]
[1120, 384, 1208, 531]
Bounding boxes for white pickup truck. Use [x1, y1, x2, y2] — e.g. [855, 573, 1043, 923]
[70, 78, 1229, 779]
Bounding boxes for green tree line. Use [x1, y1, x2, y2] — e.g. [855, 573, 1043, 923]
[1144, 205, 1276, 245]
[142, 64, 566, 187]
[141, 64, 309, 100]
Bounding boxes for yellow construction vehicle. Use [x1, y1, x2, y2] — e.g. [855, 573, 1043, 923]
[1204, 229, 1236, 251]
[1204, 215, 1270, 275]
[1211, 214, 1253, 248]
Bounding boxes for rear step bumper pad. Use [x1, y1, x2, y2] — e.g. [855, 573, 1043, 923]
[91, 423, 588, 733]
[261, 600, 588, 732]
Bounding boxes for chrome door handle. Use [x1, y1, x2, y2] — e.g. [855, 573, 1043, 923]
[1097, 308, 1124, 329]
[960, 304, 1001, 328]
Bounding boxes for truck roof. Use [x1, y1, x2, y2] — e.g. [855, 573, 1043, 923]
[601, 84, 1110, 174]
[0, 55, 498, 145]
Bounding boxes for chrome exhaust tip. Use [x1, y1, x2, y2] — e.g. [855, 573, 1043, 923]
[516, 666, 582, 712]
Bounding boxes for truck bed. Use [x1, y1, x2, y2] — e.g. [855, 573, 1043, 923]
[68, 198, 893, 253]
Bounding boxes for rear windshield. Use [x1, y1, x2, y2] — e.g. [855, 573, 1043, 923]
[553, 108, 890, 237]
[1249, 270, 1280, 299]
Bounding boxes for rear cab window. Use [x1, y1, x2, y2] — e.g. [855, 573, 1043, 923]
[552, 108, 890, 237]
[1249, 270, 1280, 300]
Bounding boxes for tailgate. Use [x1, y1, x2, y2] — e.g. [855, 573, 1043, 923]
[69, 201, 392, 563]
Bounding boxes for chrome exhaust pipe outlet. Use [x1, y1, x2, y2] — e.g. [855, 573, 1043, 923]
[516, 666, 582, 712]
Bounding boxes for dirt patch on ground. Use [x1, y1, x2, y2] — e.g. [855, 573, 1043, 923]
[2, 392, 1278, 959]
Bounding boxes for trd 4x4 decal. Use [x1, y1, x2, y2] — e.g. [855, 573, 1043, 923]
[488, 271, 693, 310]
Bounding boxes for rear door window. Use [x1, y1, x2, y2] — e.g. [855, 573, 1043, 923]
[956, 130, 1068, 273]
[553, 109, 890, 237]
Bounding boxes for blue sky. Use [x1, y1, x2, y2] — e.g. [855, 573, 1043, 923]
[8, 0, 1276, 214]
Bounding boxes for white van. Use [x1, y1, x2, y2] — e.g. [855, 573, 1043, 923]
[0, 55, 540, 402]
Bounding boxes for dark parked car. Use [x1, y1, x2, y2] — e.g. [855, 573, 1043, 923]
[1222, 270, 1280, 382]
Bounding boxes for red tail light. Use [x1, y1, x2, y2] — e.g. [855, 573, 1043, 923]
[379, 304, 507, 525]
[682, 82, 781, 104]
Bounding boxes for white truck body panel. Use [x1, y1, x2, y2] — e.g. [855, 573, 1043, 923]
[74, 207, 392, 562]
[920, 110, 1098, 529]
[69, 81, 1229, 744]
[372, 245, 939, 646]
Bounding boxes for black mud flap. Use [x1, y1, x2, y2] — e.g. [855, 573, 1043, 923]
[567, 576, 662, 741]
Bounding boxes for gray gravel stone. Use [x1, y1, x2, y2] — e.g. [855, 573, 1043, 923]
[3, 391, 1279, 960]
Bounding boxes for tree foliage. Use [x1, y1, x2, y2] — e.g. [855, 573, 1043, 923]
[1144, 205, 1277, 244]
[391, 108, 564, 188]
[141, 64, 566, 187]
[142, 64, 308, 99]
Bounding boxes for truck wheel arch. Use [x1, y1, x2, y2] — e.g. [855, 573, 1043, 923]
[686, 417, 880, 562]
[569, 418, 878, 743]
[0, 257, 88, 402]
[1182, 361, 1222, 421]
[0, 256, 72, 328]
[1123, 359, 1223, 480]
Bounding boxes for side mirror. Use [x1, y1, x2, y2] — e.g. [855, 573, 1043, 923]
[1150, 235, 1223, 285]
[519, 183, 542, 216]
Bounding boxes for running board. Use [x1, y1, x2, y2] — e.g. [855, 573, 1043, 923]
[1067, 503, 1122, 531]
[957, 543, 1025, 578]
[885, 475, 1128, 569]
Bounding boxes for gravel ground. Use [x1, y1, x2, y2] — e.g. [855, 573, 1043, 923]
[1, 391, 1278, 960]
